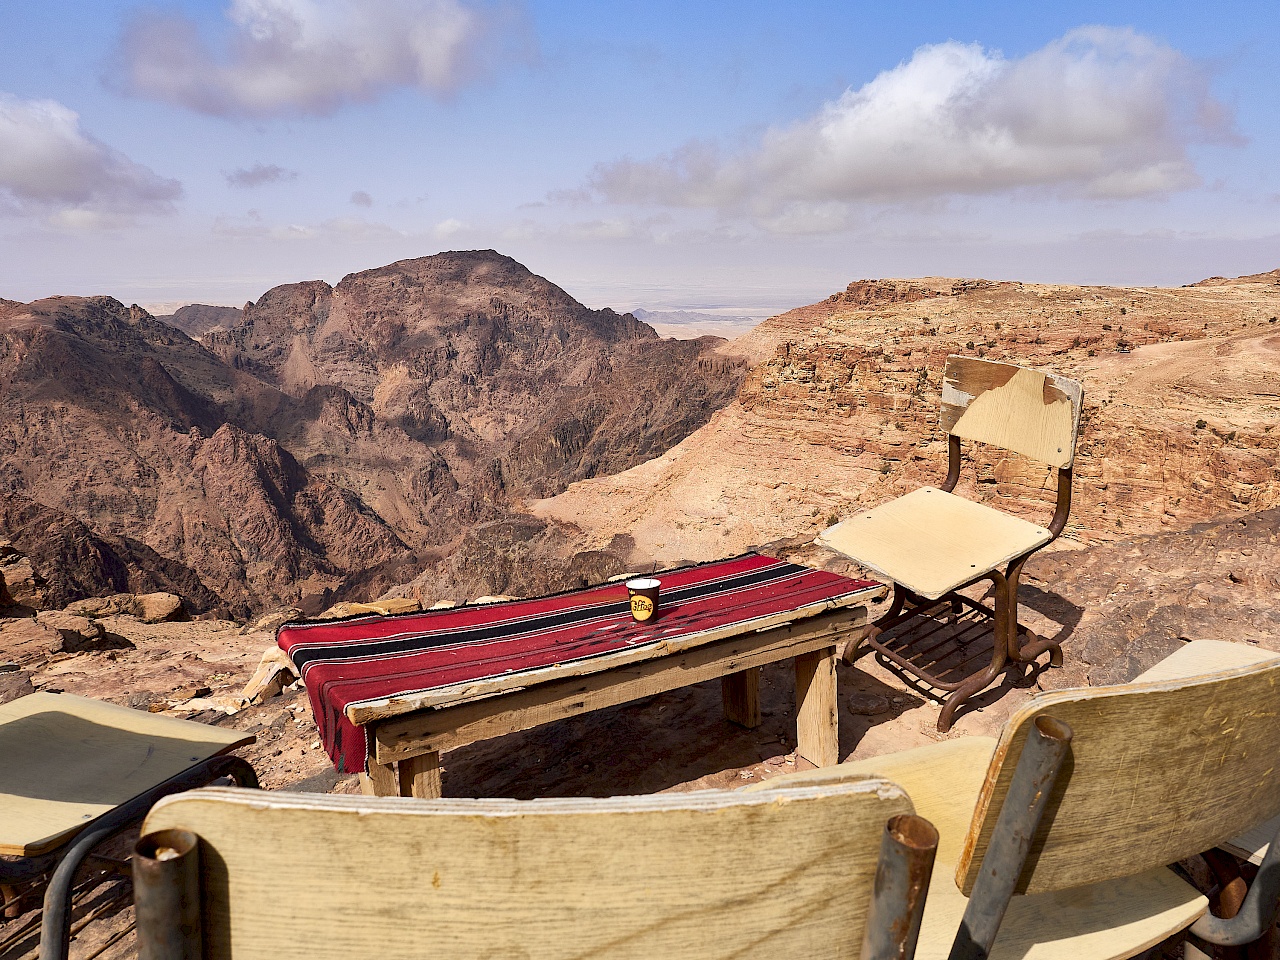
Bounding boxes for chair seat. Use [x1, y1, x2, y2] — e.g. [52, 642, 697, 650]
[0, 692, 252, 855]
[914, 862, 1206, 960]
[818, 487, 1053, 600]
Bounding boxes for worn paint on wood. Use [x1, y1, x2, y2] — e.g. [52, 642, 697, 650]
[144, 780, 912, 960]
[958, 655, 1280, 896]
[940, 356, 1083, 468]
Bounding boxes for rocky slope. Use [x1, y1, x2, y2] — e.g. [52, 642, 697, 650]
[156, 303, 242, 339]
[0, 252, 746, 615]
[534, 271, 1280, 566]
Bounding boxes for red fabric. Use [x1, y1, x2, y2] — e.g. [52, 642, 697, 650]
[278, 553, 878, 773]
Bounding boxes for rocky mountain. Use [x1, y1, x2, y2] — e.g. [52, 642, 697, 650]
[156, 303, 243, 339]
[0, 252, 747, 615]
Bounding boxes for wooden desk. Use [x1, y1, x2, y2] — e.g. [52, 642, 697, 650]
[360, 603, 877, 798]
[278, 555, 884, 799]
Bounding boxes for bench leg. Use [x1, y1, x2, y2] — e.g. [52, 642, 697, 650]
[398, 751, 443, 799]
[362, 758, 399, 796]
[721, 667, 761, 728]
[794, 646, 839, 768]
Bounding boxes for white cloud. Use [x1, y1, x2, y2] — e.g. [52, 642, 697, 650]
[0, 93, 181, 226]
[212, 211, 404, 240]
[226, 162, 298, 187]
[433, 217, 466, 238]
[111, 0, 529, 118]
[589, 28, 1238, 229]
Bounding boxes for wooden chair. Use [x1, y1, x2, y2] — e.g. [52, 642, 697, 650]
[752, 650, 1280, 958]
[136, 778, 938, 960]
[0, 692, 256, 960]
[818, 356, 1083, 731]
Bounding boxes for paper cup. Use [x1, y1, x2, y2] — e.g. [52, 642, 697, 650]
[626, 578, 661, 622]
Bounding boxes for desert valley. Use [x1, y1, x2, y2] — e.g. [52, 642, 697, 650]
[4, 251, 1280, 958]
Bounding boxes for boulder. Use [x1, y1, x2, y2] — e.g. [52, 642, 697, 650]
[137, 592, 187, 623]
[0, 542, 45, 609]
[36, 611, 106, 653]
[0, 618, 63, 663]
[241, 646, 300, 704]
[0, 667, 34, 704]
[65, 594, 144, 618]
[317, 598, 422, 620]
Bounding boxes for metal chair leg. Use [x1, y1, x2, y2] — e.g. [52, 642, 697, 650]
[948, 716, 1074, 960]
[862, 814, 940, 960]
[38, 755, 256, 960]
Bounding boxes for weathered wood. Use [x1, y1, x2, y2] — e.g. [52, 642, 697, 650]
[0, 692, 253, 856]
[721, 667, 761, 728]
[1135, 640, 1280, 866]
[761, 730, 1209, 959]
[794, 646, 838, 768]
[817, 487, 1052, 600]
[398, 752, 442, 799]
[957, 655, 1280, 896]
[373, 609, 863, 765]
[362, 759, 397, 797]
[346, 589, 884, 725]
[939, 356, 1083, 468]
[1133, 637, 1279, 685]
[143, 779, 913, 960]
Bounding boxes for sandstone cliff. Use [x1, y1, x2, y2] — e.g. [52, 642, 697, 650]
[534, 271, 1280, 565]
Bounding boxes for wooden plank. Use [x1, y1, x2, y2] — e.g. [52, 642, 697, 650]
[956, 655, 1280, 896]
[345, 588, 884, 725]
[0, 692, 253, 856]
[939, 356, 1083, 469]
[721, 668, 760, 728]
[363, 759, 397, 797]
[751, 737, 998, 865]
[1133, 638, 1279, 685]
[794, 646, 838, 768]
[398, 752, 442, 800]
[817, 487, 1050, 600]
[914, 863, 1205, 960]
[143, 779, 912, 960]
[374, 610, 862, 764]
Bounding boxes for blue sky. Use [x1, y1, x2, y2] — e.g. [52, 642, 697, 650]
[2, 0, 1278, 315]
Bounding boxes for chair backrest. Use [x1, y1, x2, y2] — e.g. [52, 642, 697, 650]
[939, 356, 1083, 469]
[142, 778, 912, 960]
[956, 655, 1280, 895]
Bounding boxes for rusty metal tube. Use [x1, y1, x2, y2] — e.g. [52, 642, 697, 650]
[133, 829, 202, 960]
[948, 715, 1073, 960]
[861, 814, 940, 960]
[1192, 827, 1280, 948]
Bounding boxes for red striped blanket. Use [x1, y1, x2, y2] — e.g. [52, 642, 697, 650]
[278, 553, 879, 773]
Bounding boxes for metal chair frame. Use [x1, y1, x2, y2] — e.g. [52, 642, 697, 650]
[861, 434, 1072, 731]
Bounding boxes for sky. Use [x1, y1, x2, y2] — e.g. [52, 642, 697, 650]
[2, 0, 1279, 317]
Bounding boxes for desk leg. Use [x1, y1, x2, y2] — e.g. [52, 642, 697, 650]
[721, 667, 761, 728]
[794, 646, 838, 769]
[398, 751, 443, 799]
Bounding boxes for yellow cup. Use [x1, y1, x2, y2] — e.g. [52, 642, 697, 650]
[626, 578, 661, 622]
